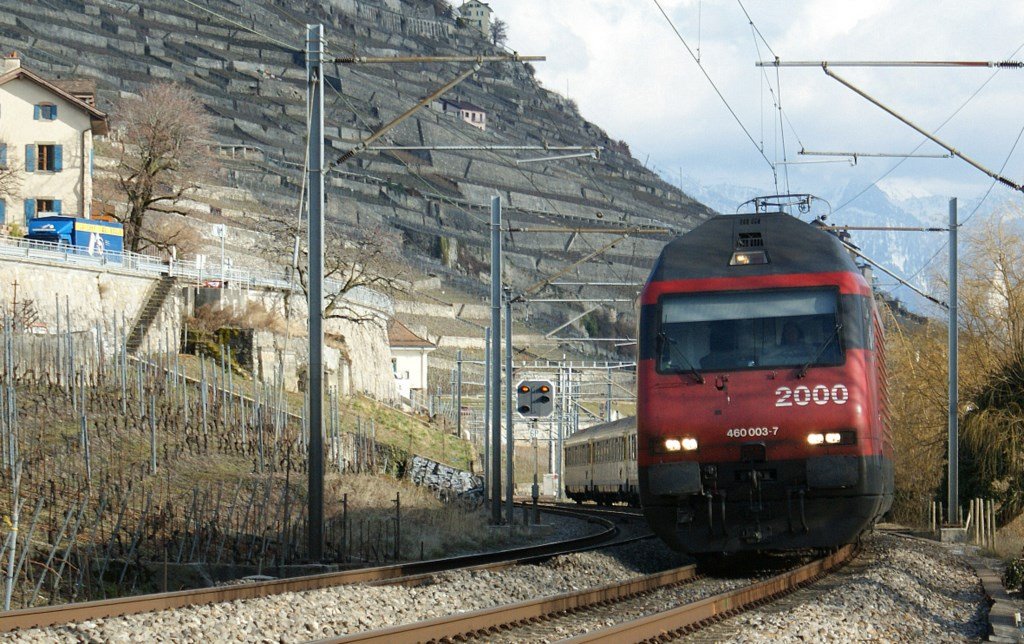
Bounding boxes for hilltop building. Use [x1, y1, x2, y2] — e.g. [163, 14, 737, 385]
[0, 52, 107, 227]
[440, 98, 487, 131]
[459, 0, 491, 37]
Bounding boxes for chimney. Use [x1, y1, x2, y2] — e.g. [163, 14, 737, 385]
[2, 52, 21, 74]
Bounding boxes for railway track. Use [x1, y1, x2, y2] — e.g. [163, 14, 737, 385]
[318, 544, 857, 643]
[0, 505, 629, 634]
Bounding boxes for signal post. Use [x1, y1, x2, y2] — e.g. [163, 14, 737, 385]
[517, 380, 554, 522]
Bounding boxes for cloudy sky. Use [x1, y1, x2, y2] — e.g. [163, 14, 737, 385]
[487, 0, 1024, 204]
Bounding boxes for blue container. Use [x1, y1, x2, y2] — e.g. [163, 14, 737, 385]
[27, 216, 124, 258]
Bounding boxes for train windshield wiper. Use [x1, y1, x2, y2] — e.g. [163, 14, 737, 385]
[658, 332, 705, 384]
[797, 323, 842, 378]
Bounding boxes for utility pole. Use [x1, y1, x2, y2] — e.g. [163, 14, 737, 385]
[490, 197, 502, 525]
[948, 197, 959, 523]
[305, 23, 325, 561]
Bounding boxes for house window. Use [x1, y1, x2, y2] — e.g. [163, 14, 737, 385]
[38, 145, 55, 171]
[36, 199, 55, 214]
[34, 103, 58, 121]
[27, 144, 63, 173]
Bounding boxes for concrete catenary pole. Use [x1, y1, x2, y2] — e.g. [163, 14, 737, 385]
[490, 197, 502, 524]
[483, 326, 491, 502]
[456, 349, 463, 439]
[948, 197, 959, 524]
[306, 23, 325, 560]
[505, 288, 514, 524]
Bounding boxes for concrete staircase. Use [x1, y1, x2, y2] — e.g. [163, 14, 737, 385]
[126, 275, 177, 354]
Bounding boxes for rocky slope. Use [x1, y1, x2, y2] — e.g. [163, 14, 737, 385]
[0, 0, 716, 356]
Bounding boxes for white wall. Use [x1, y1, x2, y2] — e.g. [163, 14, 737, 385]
[393, 347, 431, 396]
[0, 76, 95, 223]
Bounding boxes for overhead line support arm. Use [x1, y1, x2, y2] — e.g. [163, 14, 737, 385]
[332, 65, 479, 167]
[758, 59, 1024, 68]
[334, 54, 546, 64]
[514, 236, 627, 302]
[839, 240, 948, 310]
[821, 64, 1024, 193]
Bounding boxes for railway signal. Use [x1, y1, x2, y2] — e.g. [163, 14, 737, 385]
[516, 380, 554, 418]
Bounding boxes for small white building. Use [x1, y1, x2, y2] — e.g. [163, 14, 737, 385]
[441, 98, 487, 131]
[0, 53, 108, 227]
[459, 0, 492, 37]
[388, 319, 436, 399]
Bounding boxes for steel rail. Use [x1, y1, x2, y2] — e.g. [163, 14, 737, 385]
[566, 543, 857, 642]
[322, 565, 701, 643]
[0, 508, 619, 633]
[322, 543, 855, 643]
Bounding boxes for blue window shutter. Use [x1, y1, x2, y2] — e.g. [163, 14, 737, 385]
[51, 104, 58, 120]
[53, 199, 61, 214]
[24, 199, 34, 222]
[0, 143, 6, 167]
[33, 104, 40, 120]
[25, 145, 34, 173]
[0, 200, 5, 224]
[54, 145, 63, 172]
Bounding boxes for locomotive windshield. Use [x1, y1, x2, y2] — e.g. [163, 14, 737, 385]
[657, 288, 842, 372]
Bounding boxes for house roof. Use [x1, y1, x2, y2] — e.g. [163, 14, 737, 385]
[388, 319, 436, 349]
[462, 1, 491, 7]
[0, 66, 108, 135]
[441, 97, 486, 113]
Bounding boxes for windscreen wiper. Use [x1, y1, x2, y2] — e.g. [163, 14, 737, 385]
[797, 323, 842, 379]
[658, 332, 705, 384]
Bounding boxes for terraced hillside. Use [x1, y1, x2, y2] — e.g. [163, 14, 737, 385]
[0, 0, 715, 354]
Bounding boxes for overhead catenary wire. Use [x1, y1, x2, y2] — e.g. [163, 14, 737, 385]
[822, 65, 1024, 193]
[179, 0, 300, 52]
[339, 62, 641, 295]
[832, 38, 1024, 214]
[650, 0, 778, 181]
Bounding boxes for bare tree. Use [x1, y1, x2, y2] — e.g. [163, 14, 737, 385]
[0, 161, 20, 203]
[106, 83, 215, 253]
[490, 18, 509, 46]
[259, 212, 406, 325]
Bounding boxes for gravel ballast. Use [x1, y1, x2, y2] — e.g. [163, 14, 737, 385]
[711, 532, 990, 643]
[4, 530, 991, 642]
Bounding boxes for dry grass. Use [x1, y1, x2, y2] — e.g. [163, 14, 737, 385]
[329, 474, 544, 560]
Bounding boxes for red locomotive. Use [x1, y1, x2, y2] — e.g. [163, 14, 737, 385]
[637, 196, 893, 554]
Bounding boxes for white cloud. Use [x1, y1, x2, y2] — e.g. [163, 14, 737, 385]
[487, 0, 1024, 200]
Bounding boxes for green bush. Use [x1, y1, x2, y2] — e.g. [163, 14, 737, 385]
[1004, 553, 1024, 591]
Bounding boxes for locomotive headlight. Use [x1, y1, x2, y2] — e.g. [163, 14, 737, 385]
[806, 433, 825, 445]
[825, 432, 842, 444]
[681, 438, 699, 451]
[729, 250, 769, 266]
[664, 438, 682, 452]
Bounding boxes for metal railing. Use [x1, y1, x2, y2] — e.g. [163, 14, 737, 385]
[0, 234, 393, 314]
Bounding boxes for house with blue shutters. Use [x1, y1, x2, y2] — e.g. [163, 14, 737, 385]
[0, 52, 107, 229]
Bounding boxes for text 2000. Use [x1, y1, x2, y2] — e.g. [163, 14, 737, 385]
[775, 384, 849, 407]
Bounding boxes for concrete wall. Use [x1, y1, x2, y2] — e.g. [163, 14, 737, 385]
[0, 254, 178, 350]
